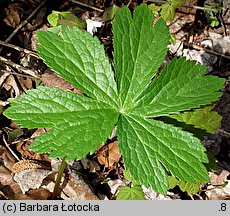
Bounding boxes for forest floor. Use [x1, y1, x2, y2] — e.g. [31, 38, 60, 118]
[0, 0, 229, 200]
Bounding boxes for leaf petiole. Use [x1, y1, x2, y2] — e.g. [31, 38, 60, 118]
[52, 157, 67, 199]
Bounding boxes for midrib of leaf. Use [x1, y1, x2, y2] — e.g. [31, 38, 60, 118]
[36, 27, 119, 109]
[49, 38, 116, 107]
[13, 109, 117, 116]
[126, 114, 202, 167]
[113, 4, 170, 112]
[117, 114, 169, 194]
[12, 89, 115, 113]
[130, 58, 225, 117]
[146, 59, 198, 105]
[120, 113, 209, 185]
[124, 116, 156, 158]
[122, 15, 147, 109]
[117, 16, 131, 107]
[64, 30, 119, 107]
[60, 35, 85, 72]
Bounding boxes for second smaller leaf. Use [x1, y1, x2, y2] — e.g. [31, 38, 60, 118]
[161, 3, 175, 21]
[116, 185, 145, 200]
[48, 11, 72, 26]
[168, 176, 201, 195]
[170, 105, 222, 134]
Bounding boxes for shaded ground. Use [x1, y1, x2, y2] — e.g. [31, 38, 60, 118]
[0, 0, 229, 200]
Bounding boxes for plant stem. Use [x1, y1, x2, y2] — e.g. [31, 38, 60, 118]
[52, 157, 67, 199]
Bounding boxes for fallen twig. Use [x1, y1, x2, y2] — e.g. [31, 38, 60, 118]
[127, 0, 133, 7]
[217, 129, 230, 137]
[145, 0, 218, 12]
[2, 135, 20, 162]
[0, 40, 40, 59]
[177, 39, 230, 60]
[1, 70, 37, 79]
[218, 12, 227, 36]
[70, 0, 103, 12]
[4, 0, 47, 43]
[0, 56, 40, 79]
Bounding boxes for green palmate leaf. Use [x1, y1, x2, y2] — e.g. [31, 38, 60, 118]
[4, 87, 119, 159]
[36, 26, 118, 108]
[179, 181, 201, 194]
[133, 58, 224, 117]
[113, 4, 170, 108]
[47, 11, 86, 29]
[159, 0, 185, 21]
[116, 185, 145, 200]
[46, 25, 63, 35]
[123, 170, 141, 185]
[167, 176, 200, 195]
[117, 114, 209, 194]
[168, 175, 179, 189]
[58, 14, 86, 29]
[160, 3, 175, 21]
[148, 4, 161, 16]
[4, 4, 225, 195]
[170, 105, 222, 134]
[47, 11, 72, 27]
[169, 0, 185, 7]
